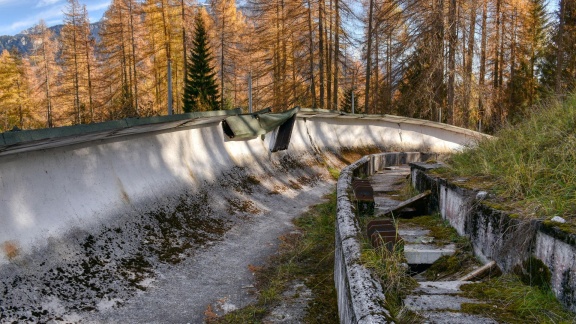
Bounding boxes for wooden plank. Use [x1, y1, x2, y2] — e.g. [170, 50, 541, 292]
[380, 190, 431, 216]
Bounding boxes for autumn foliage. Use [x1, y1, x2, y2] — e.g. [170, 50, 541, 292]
[0, 0, 572, 134]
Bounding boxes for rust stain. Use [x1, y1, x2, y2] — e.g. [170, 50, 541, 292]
[187, 164, 196, 181]
[116, 178, 131, 204]
[121, 189, 130, 204]
[2, 240, 19, 260]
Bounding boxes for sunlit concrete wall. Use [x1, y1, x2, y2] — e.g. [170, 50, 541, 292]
[0, 113, 481, 265]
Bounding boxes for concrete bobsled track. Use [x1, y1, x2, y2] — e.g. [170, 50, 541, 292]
[0, 109, 481, 322]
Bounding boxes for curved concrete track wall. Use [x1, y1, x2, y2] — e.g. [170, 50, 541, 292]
[0, 111, 480, 265]
[0, 111, 481, 322]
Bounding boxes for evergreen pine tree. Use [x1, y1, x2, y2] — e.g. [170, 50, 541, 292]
[183, 11, 219, 112]
[340, 88, 359, 113]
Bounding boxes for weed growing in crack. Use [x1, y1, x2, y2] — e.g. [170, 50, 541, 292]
[360, 240, 420, 322]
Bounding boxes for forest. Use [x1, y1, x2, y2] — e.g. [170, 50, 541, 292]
[0, 0, 573, 134]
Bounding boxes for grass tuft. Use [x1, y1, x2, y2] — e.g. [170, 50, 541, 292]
[327, 166, 341, 180]
[361, 241, 420, 322]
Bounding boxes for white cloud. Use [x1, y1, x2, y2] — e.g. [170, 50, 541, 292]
[35, 0, 61, 8]
[87, 0, 110, 12]
[0, 0, 109, 35]
[0, 4, 64, 35]
[0, 0, 17, 6]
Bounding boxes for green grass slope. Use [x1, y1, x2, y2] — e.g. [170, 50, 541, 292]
[445, 94, 576, 226]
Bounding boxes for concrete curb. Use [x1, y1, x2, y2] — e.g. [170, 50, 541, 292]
[0, 109, 243, 156]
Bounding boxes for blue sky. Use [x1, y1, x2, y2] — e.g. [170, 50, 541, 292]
[0, 0, 560, 37]
[0, 0, 110, 36]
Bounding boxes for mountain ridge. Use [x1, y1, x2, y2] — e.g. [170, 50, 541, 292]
[0, 22, 101, 55]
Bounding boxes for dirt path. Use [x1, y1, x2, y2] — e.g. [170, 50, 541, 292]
[85, 178, 334, 323]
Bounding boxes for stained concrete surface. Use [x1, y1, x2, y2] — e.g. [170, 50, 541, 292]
[262, 280, 313, 323]
[371, 166, 411, 215]
[1, 162, 334, 323]
[404, 244, 457, 265]
[368, 167, 496, 324]
[88, 181, 332, 324]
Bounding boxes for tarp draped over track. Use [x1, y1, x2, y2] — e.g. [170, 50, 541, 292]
[222, 107, 300, 140]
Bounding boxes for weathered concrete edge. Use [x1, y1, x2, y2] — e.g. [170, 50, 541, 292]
[0, 109, 488, 153]
[0, 109, 243, 148]
[410, 164, 576, 312]
[298, 109, 489, 141]
[335, 152, 434, 324]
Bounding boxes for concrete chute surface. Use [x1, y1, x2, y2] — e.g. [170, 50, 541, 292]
[0, 111, 480, 322]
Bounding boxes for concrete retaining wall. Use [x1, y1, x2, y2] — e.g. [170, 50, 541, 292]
[334, 152, 435, 324]
[411, 164, 576, 312]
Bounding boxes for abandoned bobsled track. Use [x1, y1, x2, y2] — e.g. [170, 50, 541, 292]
[0, 109, 480, 322]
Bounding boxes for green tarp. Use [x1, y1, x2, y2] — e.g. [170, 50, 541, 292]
[222, 107, 300, 140]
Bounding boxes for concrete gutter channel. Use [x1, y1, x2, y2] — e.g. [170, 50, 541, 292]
[411, 163, 576, 313]
[335, 152, 435, 323]
[336, 154, 576, 323]
[0, 109, 484, 322]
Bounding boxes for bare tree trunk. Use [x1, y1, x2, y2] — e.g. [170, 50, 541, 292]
[181, 0, 187, 74]
[281, 0, 288, 109]
[493, 0, 501, 89]
[306, 0, 316, 107]
[498, 12, 505, 91]
[333, 0, 339, 110]
[509, 7, 518, 108]
[432, 0, 444, 122]
[292, 32, 297, 103]
[497, 5, 505, 124]
[464, 0, 477, 129]
[326, 0, 332, 110]
[72, 15, 81, 124]
[83, 6, 93, 122]
[129, 0, 139, 114]
[42, 37, 53, 127]
[319, 0, 325, 108]
[274, 0, 281, 109]
[374, 24, 379, 114]
[160, 0, 173, 113]
[555, 0, 566, 93]
[16, 80, 23, 128]
[86, 39, 94, 122]
[221, 5, 226, 110]
[478, 0, 487, 132]
[386, 32, 392, 112]
[364, 0, 374, 113]
[491, 0, 501, 126]
[447, 0, 457, 124]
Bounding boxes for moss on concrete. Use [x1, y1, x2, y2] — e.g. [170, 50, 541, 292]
[399, 214, 463, 246]
[460, 275, 574, 323]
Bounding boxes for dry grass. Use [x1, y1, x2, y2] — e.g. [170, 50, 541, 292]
[442, 94, 576, 228]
